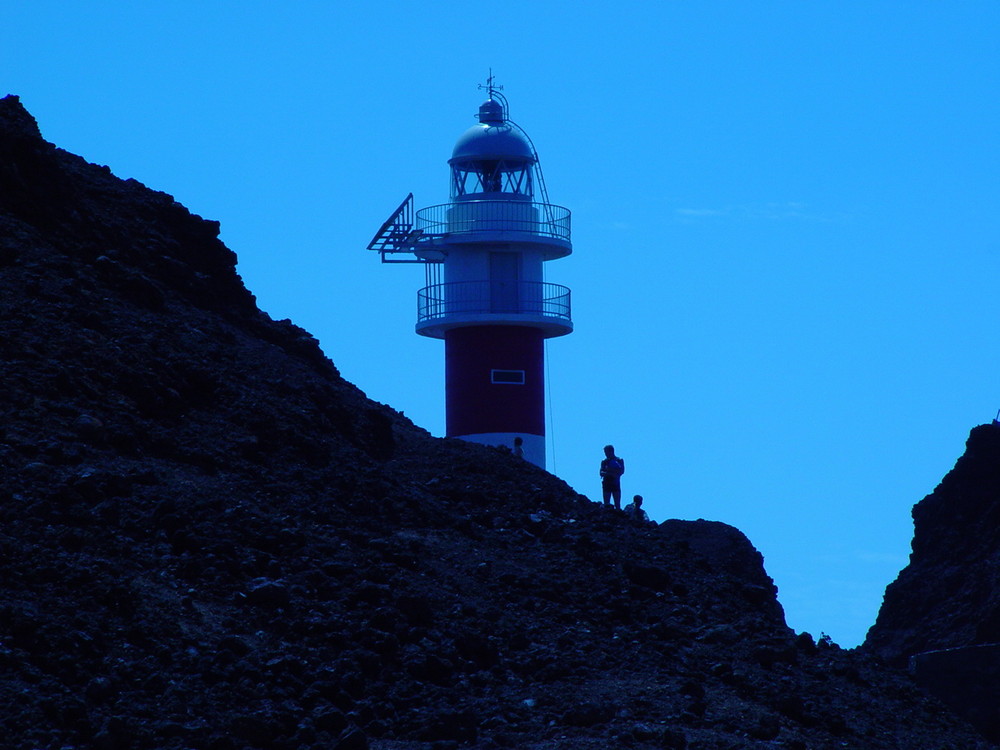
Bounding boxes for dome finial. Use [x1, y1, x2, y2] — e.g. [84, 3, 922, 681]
[476, 69, 508, 124]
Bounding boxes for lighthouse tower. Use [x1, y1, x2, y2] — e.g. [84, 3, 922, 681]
[368, 83, 572, 468]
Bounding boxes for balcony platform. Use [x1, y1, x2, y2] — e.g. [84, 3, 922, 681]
[416, 280, 572, 339]
[415, 200, 572, 260]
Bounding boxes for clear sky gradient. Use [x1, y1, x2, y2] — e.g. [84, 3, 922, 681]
[6, 2, 999, 647]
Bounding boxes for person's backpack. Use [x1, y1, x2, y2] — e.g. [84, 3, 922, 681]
[603, 457, 624, 478]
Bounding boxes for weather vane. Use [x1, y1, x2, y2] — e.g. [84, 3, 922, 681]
[478, 69, 503, 98]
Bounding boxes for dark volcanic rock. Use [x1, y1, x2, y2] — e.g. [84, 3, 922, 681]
[0, 92, 993, 749]
[866, 423, 1000, 662]
[866, 423, 1000, 740]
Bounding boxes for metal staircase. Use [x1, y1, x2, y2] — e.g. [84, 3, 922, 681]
[366, 193, 426, 263]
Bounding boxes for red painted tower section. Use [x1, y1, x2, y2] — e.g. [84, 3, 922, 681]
[368, 82, 572, 468]
[445, 326, 545, 438]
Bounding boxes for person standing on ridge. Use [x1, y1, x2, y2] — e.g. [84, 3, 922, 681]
[600, 444, 625, 509]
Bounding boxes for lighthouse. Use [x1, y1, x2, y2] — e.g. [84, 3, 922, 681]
[368, 82, 572, 468]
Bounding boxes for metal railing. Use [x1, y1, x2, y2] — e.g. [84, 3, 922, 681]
[417, 281, 572, 324]
[415, 200, 571, 241]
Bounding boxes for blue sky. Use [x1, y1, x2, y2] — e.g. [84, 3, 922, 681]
[6, 2, 999, 647]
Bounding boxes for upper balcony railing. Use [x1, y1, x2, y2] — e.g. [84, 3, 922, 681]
[415, 200, 571, 242]
[417, 280, 572, 327]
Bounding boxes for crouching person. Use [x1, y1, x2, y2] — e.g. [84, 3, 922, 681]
[623, 494, 650, 523]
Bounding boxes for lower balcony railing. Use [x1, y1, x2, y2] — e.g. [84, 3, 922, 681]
[417, 281, 571, 324]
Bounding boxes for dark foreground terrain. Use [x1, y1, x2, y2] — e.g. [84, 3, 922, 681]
[0, 94, 991, 749]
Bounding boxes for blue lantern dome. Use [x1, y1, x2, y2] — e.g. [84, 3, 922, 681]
[450, 121, 535, 163]
[449, 98, 536, 198]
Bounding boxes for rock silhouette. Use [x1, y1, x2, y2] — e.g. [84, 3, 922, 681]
[866, 423, 1000, 740]
[0, 93, 992, 749]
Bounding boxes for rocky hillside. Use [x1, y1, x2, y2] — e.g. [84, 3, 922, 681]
[865, 423, 1000, 740]
[866, 423, 1000, 662]
[0, 93, 991, 750]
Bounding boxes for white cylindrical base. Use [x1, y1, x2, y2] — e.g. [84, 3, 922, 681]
[457, 432, 545, 469]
